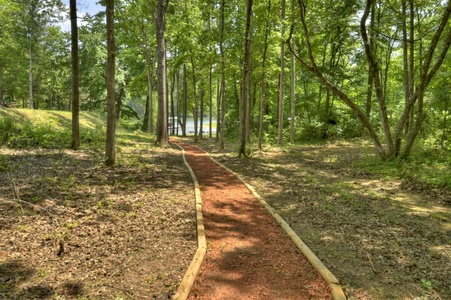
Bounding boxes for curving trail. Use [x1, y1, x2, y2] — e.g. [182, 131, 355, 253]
[176, 142, 333, 300]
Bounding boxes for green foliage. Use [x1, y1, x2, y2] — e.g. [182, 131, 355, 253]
[353, 144, 451, 189]
[0, 154, 9, 172]
[0, 110, 106, 149]
[0, 117, 21, 143]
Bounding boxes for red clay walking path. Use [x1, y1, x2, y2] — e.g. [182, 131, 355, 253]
[177, 142, 332, 300]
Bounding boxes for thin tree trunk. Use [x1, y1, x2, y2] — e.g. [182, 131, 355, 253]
[398, 0, 451, 157]
[105, 0, 116, 166]
[0, 58, 4, 106]
[290, 36, 295, 144]
[176, 67, 180, 136]
[199, 88, 204, 139]
[365, 0, 376, 118]
[216, 77, 221, 142]
[170, 68, 176, 136]
[209, 66, 213, 140]
[219, 0, 226, 150]
[220, 73, 225, 150]
[144, 49, 155, 133]
[278, 0, 286, 145]
[190, 56, 198, 143]
[29, 36, 33, 109]
[116, 85, 125, 121]
[292, 0, 387, 159]
[441, 96, 449, 149]
[70, 0, 80, 150]
[360, 0, 394, 157]
[240, 0, 253, 157]
[258, 0, 271, 151]
[182, 64, 187, 137]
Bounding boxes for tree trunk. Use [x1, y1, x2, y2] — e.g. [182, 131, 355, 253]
[216, 77, 221, 142]
[70, 0, 80, 150]
[278, 0, 286, 145]
[199, 88, 204, 139]
[0, 58, 4, 106]
[190, 56, 198, 143]
[170, 68, 176, 136]
[29, 36, 34, 109]
[116, 85, 125, 121]
[154, 0, 169, 147]
[182, 64, 187, 137]
[291, 0, 387, 159]
[209, 66, 213, 140]
[220, 72, 226, 150]
[258, 0, 271, 151]
[144, 49, 155, 133]
[176, 67, 180, 136]
[239, 0, 253, 157]
[105, 0, 116, 166]
[290, 36, 295, 144]
[219, 0, 226, 150]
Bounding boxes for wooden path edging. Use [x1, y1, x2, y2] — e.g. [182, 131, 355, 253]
[173, 143, 207, 300]
[197, 146, 347, 300]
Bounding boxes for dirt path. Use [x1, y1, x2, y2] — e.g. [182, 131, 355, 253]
[177, 142, 332, 300]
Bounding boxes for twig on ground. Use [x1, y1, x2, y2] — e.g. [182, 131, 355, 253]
[366, 251, 377, 274]
[8, 172, 23, 213]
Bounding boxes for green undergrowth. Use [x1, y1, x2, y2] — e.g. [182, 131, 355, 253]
[0, 108, 152, 151]
[292, 139, 451, 190]
[351, 145, 451, 189]
[200, 137, 451, 192]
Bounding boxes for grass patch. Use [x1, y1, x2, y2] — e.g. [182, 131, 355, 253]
[0, 108, 153, 151]
[351, 146, 451, 189]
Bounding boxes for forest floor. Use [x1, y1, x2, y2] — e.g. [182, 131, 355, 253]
[0, 142, 197, 299]
[195, 138, 450, 300]
[1, 136, 450, 299]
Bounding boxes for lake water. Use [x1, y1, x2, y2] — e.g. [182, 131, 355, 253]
[167, 116, 217, 135]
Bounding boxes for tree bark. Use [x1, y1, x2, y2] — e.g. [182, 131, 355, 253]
[105, 0, 116, 166]
[209, 66, 213, 140]
[190, 56, 198, 143]
[219, 0, 226, 150]
[70, 0, 80, 150]
[29, 36, 34, 109]
[144, 49, 155, 133]
[239, 0, 253, 157]
[0, 58, 4, 106]
[182, 64, 187, 137]
[170, 67, 176, 136]
[258, 0, 271, 151]
[292, 0, 387, 159]
[199, 88, 204, 139]
[278, 0, 286, 145]
[154, 0, 169, 147]
[290, 36, 295, 144]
